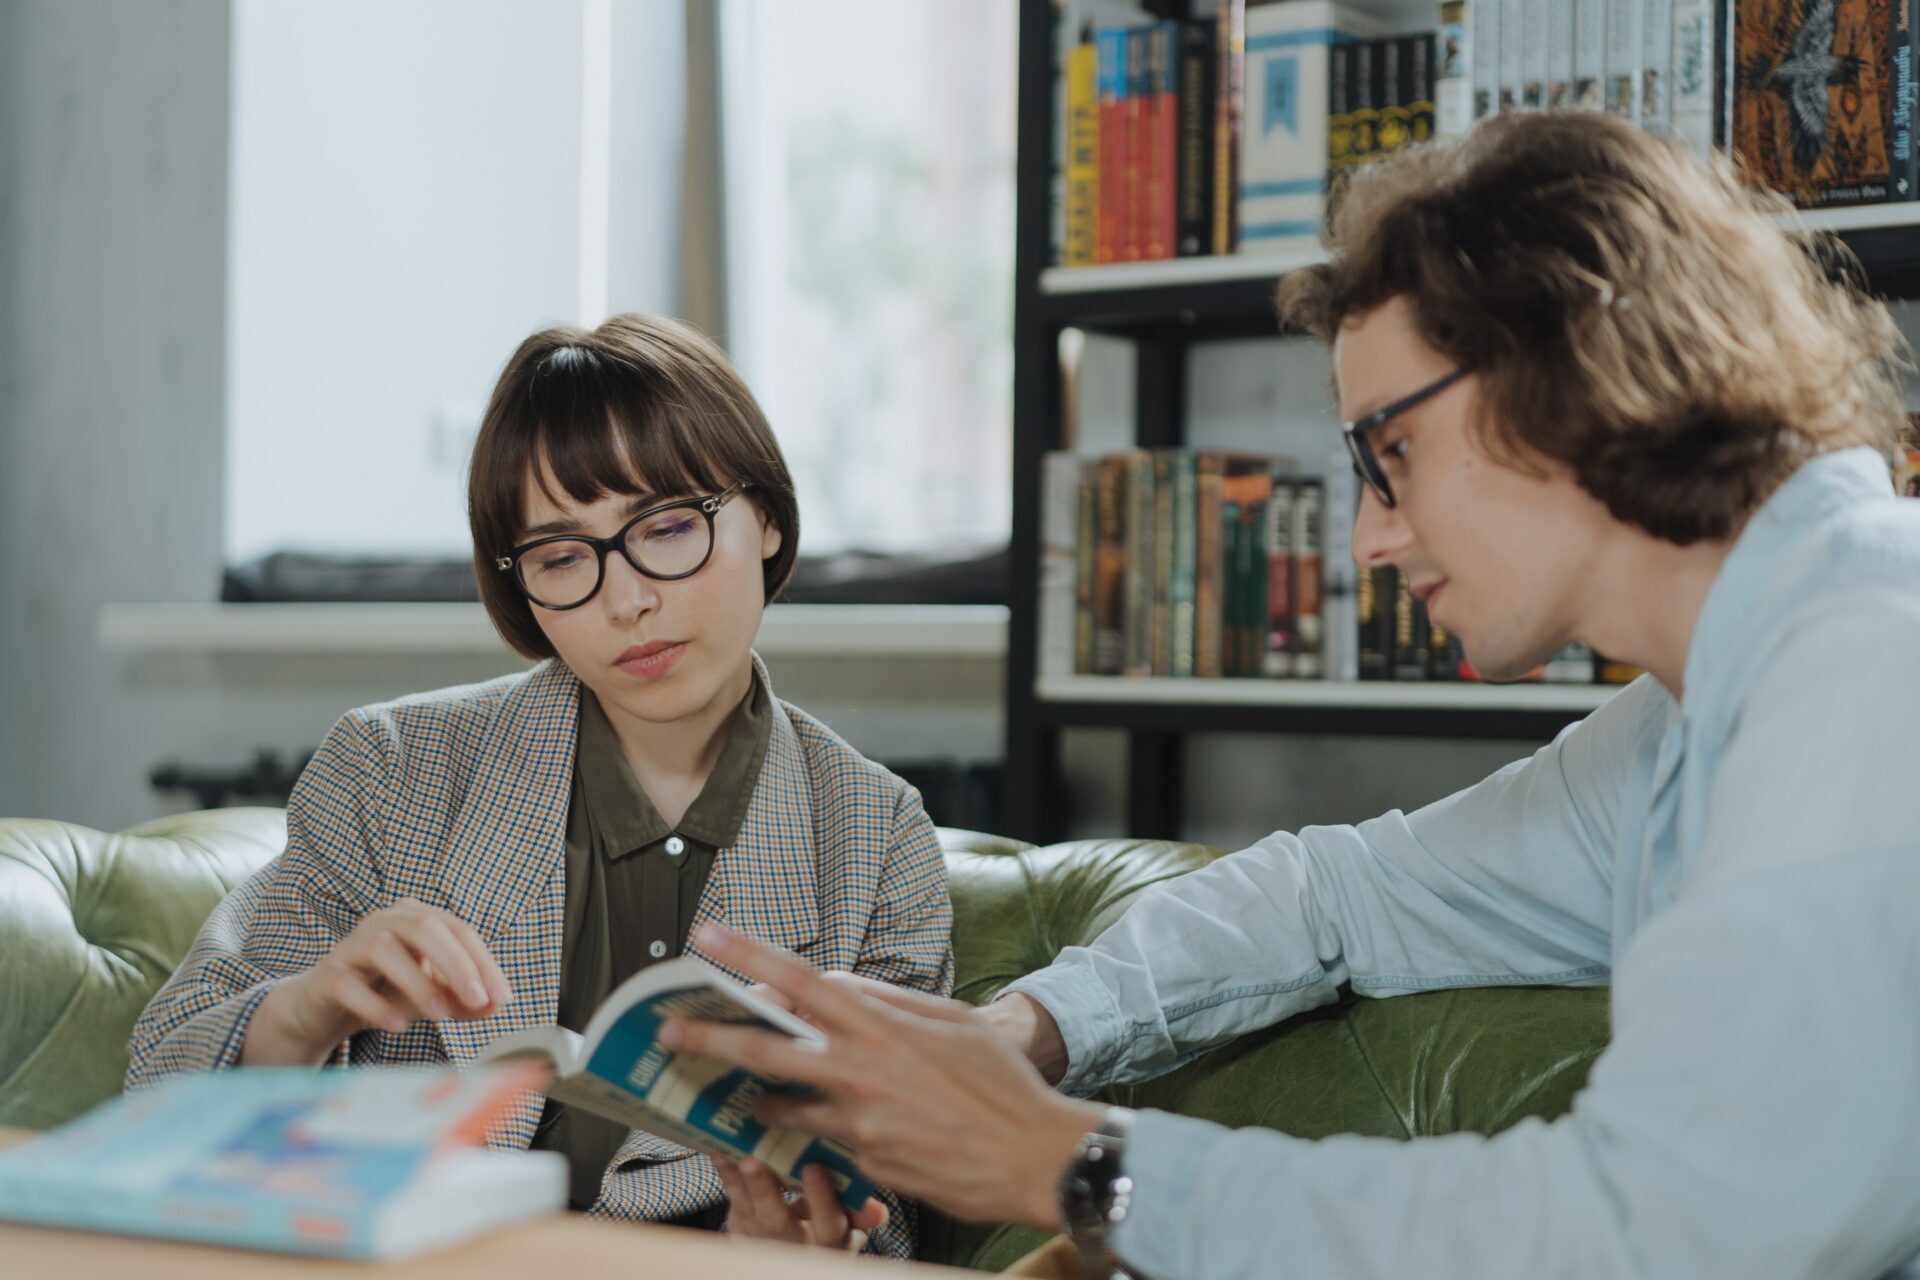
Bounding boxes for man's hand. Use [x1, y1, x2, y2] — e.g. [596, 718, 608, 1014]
[243, 897, 513, 1065]
[662, 925, 1106, 1229]
[710, 1156, 888, 1251]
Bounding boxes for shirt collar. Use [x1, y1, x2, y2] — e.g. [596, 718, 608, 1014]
[573, 663, 774, 855]
[1683, 446, 1893, 706]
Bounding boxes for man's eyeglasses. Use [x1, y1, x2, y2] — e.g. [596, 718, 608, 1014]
[495, 481, 751, 610]
[1342, 367, 1468, 509]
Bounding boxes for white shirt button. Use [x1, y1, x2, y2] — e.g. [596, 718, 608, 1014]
[664, 836, 686, 857]
[649, 940, 668, 959]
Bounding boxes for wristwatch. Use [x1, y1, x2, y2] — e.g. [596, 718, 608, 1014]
[1058, 1106, 1138, 1280]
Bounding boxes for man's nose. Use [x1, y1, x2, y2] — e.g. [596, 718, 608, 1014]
[1350, 485, 1413, 567]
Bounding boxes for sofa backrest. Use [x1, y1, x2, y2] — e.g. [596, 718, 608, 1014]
[0, 808, 287, 1130]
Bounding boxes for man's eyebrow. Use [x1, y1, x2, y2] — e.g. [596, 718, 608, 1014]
[519, 490, 661, 539]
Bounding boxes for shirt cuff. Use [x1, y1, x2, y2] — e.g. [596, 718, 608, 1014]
[1110, 1108, 1302, 1280]
[1000, 954, 1133, 1097]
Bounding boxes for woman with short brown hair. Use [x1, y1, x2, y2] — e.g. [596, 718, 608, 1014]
[128, 313, 950, 1258]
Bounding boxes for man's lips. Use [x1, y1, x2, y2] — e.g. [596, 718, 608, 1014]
[1410, 580, 1447, 605]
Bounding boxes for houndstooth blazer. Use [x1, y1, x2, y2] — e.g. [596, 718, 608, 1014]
[125, 654, 953, 1258]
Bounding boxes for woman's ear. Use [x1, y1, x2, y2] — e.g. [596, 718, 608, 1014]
[759, 513, 783, 561]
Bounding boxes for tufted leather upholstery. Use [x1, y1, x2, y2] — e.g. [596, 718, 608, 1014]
[0, 808, 287, 1130]
[0, 813, 1609, 1269]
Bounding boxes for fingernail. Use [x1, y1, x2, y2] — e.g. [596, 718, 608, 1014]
[657, 1019, 683, 1049]
[693, 924, 723, 950]
[386, 1016, 408, 1033]
[427, 1000, 449, 1021]
[466, 981, 488, 1008]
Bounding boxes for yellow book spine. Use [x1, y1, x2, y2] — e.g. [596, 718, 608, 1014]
[1064, 43, 1099, 268]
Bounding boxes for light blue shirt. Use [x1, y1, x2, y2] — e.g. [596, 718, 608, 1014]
[1007, 448, 1920, 1279]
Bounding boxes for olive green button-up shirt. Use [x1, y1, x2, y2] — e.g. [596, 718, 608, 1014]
[531, 669, 773, 1212]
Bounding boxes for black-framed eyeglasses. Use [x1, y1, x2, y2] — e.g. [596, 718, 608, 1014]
[1342, 367, 1468, 509]
[495, 481, 751, 610]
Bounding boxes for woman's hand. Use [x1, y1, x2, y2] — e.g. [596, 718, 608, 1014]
[244, 896, 513, 1065]
[710, 1157, 888, 1251]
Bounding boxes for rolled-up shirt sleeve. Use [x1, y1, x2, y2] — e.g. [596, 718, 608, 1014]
[1003, 678, 1660, 1095]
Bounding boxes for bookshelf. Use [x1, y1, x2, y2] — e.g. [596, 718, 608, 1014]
[1003, 0, 1920, 843]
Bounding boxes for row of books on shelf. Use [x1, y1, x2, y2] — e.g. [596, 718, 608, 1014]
[1051, 0, 1917, 269]
[1036, 447, 1639, 686]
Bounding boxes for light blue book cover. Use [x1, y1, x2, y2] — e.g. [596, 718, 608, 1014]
[0, 1067, 562, 1258]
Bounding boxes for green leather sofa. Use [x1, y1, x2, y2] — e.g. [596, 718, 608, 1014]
[0, 809, 1610, 1270]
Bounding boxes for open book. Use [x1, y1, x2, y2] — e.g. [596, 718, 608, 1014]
[0, 1065, 562, 1258]
[478, 954, 878, 1211]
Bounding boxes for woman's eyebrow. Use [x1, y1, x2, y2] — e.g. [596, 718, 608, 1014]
[520, 490, 663, 538]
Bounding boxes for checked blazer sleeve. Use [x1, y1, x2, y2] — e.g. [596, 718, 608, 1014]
[125, 710, 394, 1086]
[851, 781, 954, 1259]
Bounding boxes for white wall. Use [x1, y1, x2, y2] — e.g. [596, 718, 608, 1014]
[0, 0, 234, 829]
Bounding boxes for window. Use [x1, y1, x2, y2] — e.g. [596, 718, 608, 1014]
[720, 0, 1017, 555]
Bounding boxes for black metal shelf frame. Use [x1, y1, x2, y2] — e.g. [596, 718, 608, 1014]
[1000, 0, 1920, 843]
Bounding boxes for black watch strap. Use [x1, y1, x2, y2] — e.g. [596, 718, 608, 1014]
[1058, 1107, 1138, 1280]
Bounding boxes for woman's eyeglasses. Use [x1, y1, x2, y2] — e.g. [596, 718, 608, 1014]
[495, 481, 751, 610]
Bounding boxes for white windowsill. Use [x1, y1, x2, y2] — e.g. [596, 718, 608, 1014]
[97, 602, 1010, 659]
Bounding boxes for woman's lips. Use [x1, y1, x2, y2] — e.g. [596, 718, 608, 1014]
[615, 642, 687, 679]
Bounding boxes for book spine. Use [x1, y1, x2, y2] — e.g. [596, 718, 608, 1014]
[1669, 0, 1715, 156]
[1074, 462, 1096, 673]
[1093, 454, 1127, 675]
[1213, 0, 1245, 253]
[1392, 573, 1431, 680]
[1150, 450, 1175, 676]
[1894, 0, 1917, 199]
[1408, 33, 1437, 145]
[1122, 450, 1154, 677]
[1292, 478, 1324, 678]
[1063, 40, 1101, 266]
[1352, 38, 1380, 166]
[1547, 0, 1574, 107]
[1039, 451, 1083, 677]
[1356, 563, 1393, 679]
[1264, 476, 1297, 677]
[1605, 0, 1641, 120]
[1436, 0, 1474, 137]
[1241, 475, 1271, 675]
[1379, 37, 1409, 153]
[1176, 20, 1217, 255]
[1219, 479, 1244, 676]
[1329, 41, 1356, 177]
[1170, 450, 1198, 677]
[1095, 29, 1128, 263]
[1124, 27, 1150, 260]
[1145, 22, 1178, 260]
[1522, 0, 1548, 108]
[1474, 0, 1501, 119]
[1500, 0, 1525, 111]
[1574, 0, 1606, 109]
[1641, 0, 1674, 130]
[1194, 453, 1224, 678]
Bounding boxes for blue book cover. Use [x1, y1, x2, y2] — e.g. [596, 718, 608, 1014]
[479, 954, 879, 1212]
[0, 1067, 562, 1258]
